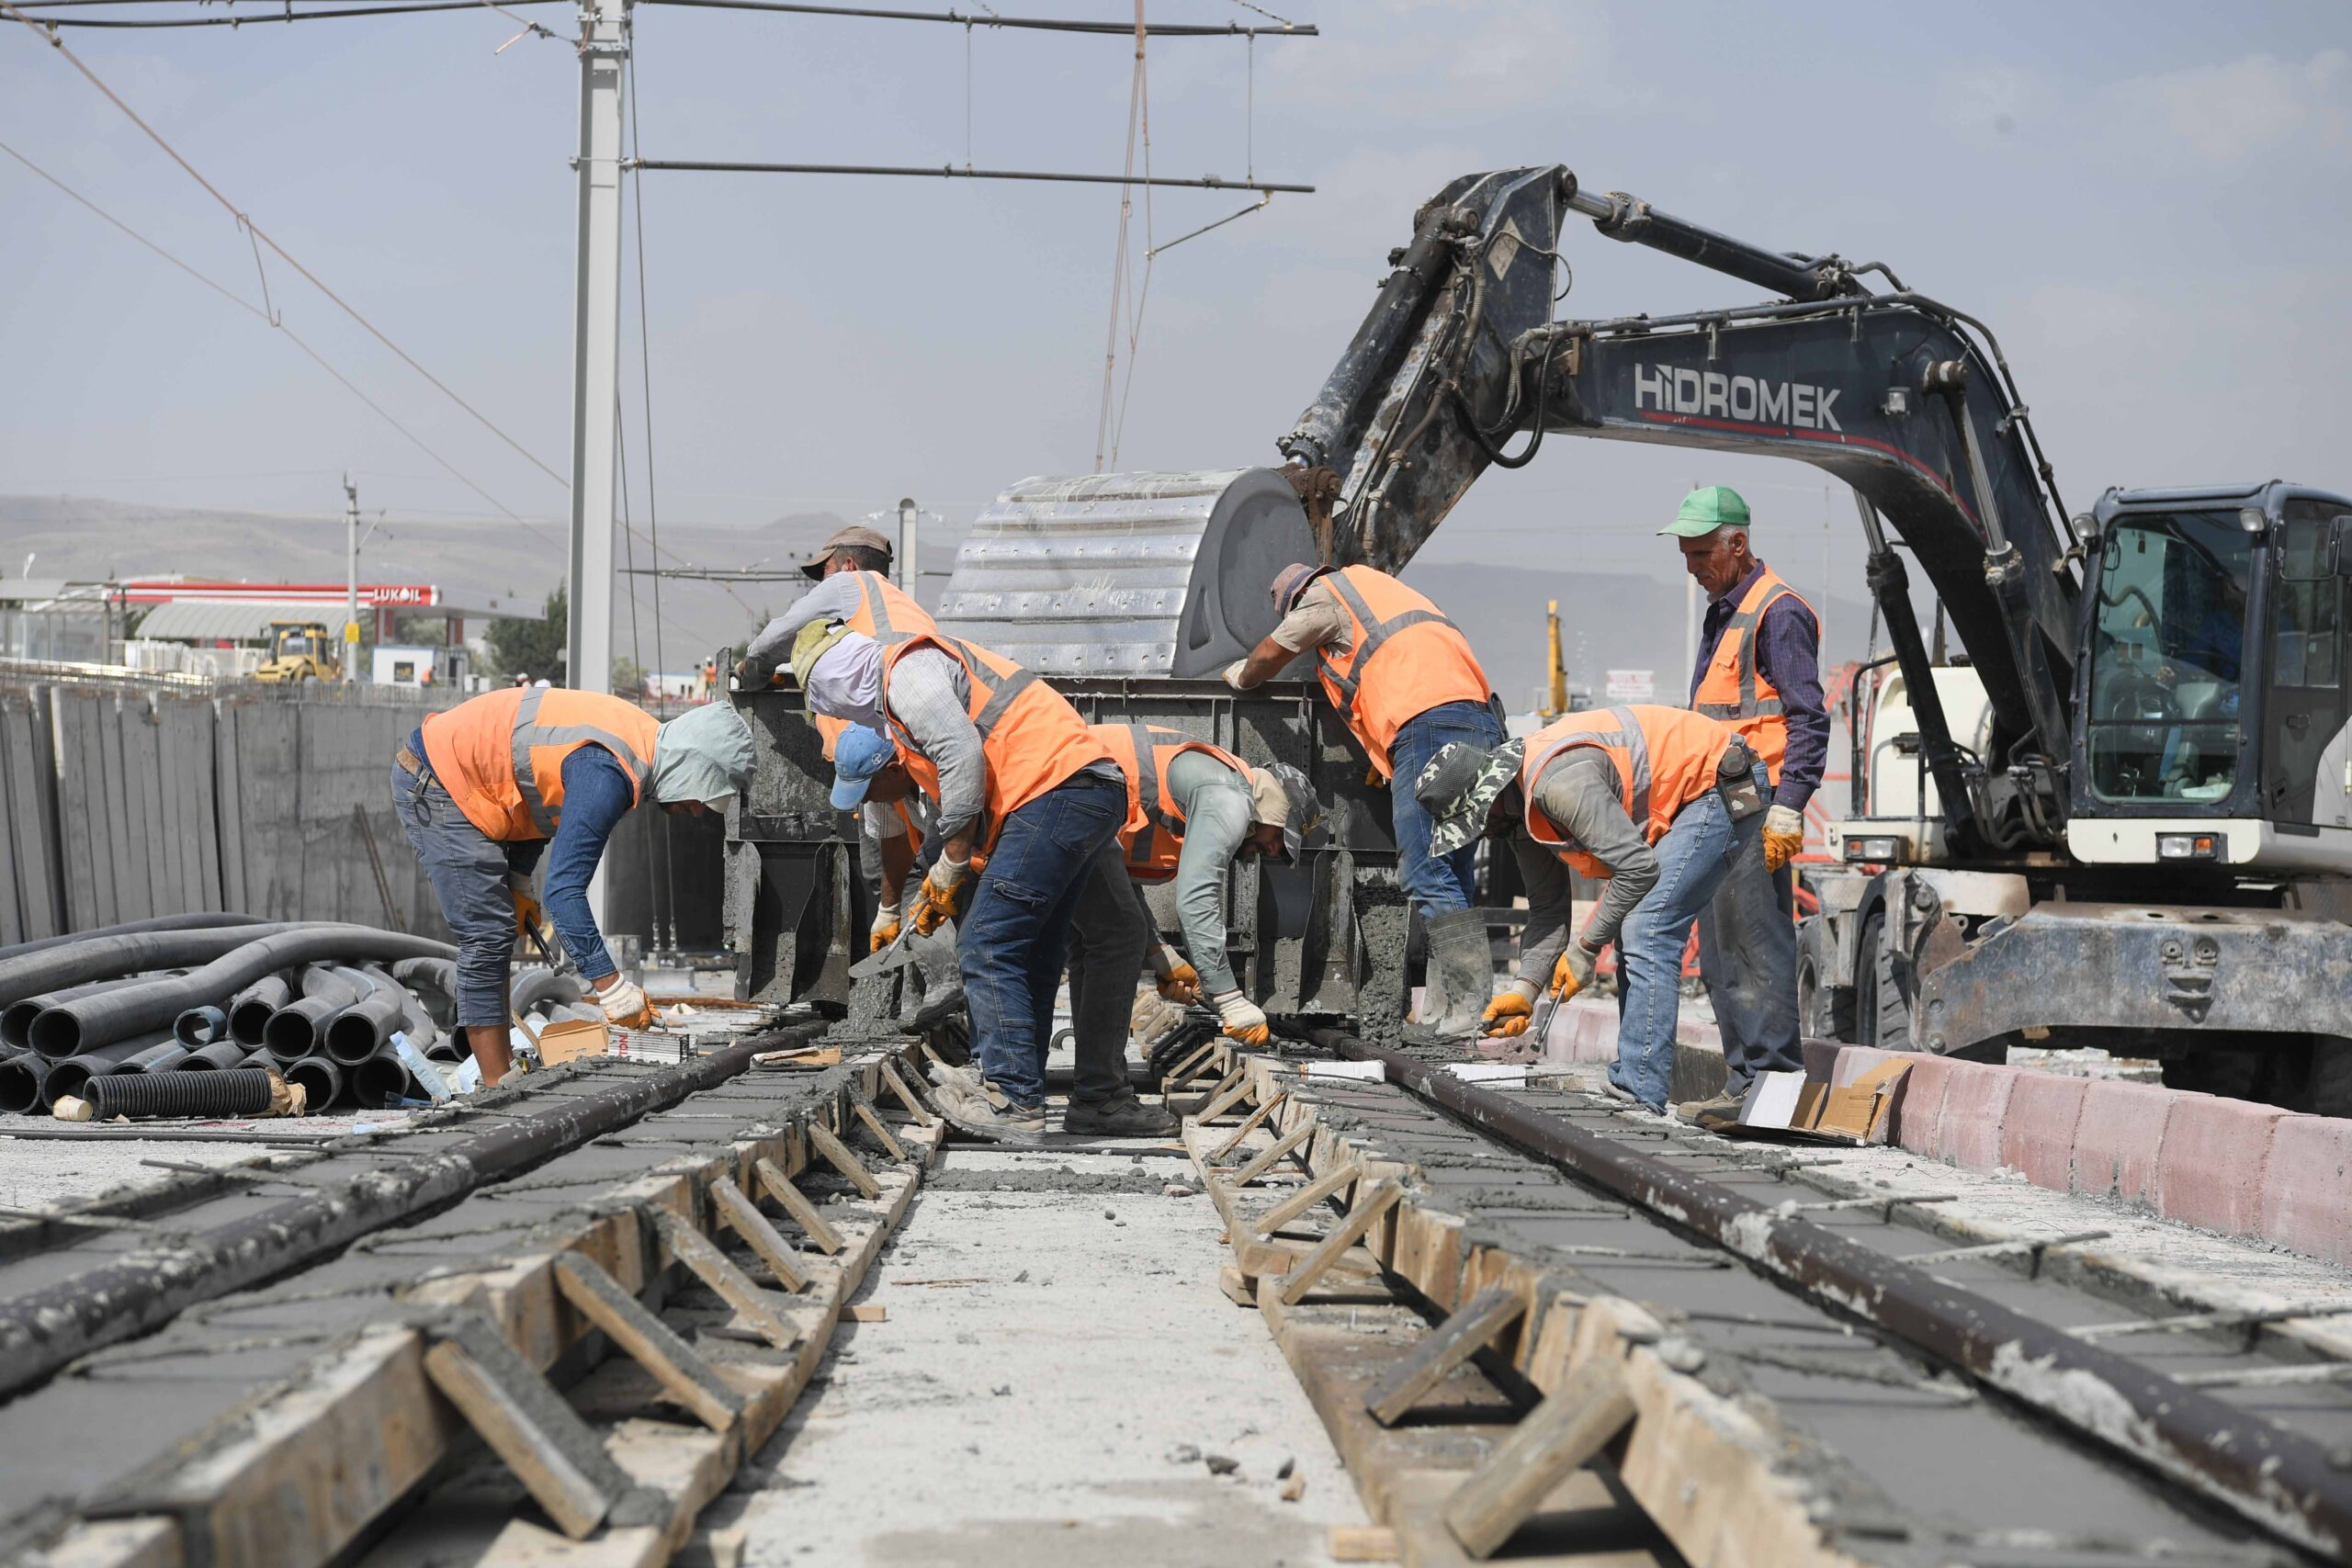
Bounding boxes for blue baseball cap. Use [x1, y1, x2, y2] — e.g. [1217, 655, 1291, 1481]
[830, 725, 897, 808]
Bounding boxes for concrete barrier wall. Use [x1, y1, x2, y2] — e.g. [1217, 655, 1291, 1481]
[1545, 995, 2352, 1268]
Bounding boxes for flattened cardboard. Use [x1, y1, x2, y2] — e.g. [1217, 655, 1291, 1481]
[537, 1019, 611, 1066]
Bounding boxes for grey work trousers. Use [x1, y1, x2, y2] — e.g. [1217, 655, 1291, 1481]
[1692, 833, 1802, 1090]
[1063, 843, 1151, 1109]
[390, 760, 537, 1028]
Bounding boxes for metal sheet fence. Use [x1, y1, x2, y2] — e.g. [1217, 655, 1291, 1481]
[0, 676, 458, 941]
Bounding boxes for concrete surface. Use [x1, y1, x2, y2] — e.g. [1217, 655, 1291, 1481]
[711, 1147, 1368, 1566]
[0, 1110, 419, 1207]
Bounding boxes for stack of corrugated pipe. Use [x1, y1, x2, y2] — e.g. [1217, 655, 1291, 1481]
[0, 914, 458, 1118]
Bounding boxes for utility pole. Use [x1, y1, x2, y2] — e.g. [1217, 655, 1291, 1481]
[566, 0, 627, 699]
[343, 473, 359, 683]
[898, 497, 918, 592]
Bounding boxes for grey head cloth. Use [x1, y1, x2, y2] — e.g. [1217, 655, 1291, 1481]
[650, 702, 754, 807]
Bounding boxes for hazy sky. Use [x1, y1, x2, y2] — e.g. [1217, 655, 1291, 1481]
[5, 0, 2348, 650]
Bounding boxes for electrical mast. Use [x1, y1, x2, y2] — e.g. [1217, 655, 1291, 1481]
[566, 0, 627, 698]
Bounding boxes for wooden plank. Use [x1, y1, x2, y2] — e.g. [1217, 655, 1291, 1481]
[753, 1157, 844, 1255]
[876, 1059, 938, 1127]
[550, 1251, 745, 1433]
[806, 1120, 881, 1200]
[851, 1100, 906, 1164]
[1231, 1116, 1319, 1190]
[1162, 1038, 1217, 1088]
[1364, 1285, 1530, 1428]
[38, 1518, 183, 1568]
[421, 1333, 633, 1540]
[1442, 1359, 1635, 1560]
[707, 1176, 808, 1293]
[1328, 1526, 1401, 1562]
[1180, 1064, 1249, 1120]
[1280, 1180, 1403, 1305]
[648, 1207, 797, 1350]
[1255, 1163, 1362, 1238]
[1208, 1089, 1288, 1164]
[1192, 1068, 1258, 1125]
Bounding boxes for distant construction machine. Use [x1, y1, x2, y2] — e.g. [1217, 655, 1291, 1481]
[251, 619, 341, 685]
[737, 164, 2352, 1114]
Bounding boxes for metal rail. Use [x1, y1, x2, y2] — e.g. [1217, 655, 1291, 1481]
[1313, 1030, 2352, 1562]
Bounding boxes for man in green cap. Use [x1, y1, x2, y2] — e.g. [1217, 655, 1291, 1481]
[1665, 485, 1826, 1120]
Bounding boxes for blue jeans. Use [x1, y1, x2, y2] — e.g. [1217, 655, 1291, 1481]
[1388, 701, 1506, 920]
[959, 772, 1126, 1110]
[390, 752, 540, 1027]
[1609, 766, 1766, 1111]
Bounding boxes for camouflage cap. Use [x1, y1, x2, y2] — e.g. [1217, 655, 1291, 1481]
[1418, 739, 1525, 858]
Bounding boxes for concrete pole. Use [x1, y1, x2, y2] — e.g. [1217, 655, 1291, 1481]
[343, 474, 359, 683]
[566, 0, 627, 700]
[898, 497, 917, 592]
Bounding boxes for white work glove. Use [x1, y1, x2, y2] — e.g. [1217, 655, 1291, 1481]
[1763, 803, 1805, 874]
[598, 976, 652, 1029]
[1213, 988, 1270, 1046]
[1221, 659, 1250, 691]
[870, 901, 902, 953]
[913, 855, 972, 935]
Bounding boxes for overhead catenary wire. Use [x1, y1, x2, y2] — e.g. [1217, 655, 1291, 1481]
[0, 135, 546, 533]
[1093, 0, 1150, 471]
[0, 0, 568, 495]
[627, 159, 1307, 193]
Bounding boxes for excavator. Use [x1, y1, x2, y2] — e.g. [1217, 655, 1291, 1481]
[922, 164, 2352, 1115]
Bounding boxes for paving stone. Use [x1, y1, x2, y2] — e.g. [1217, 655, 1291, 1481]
[1997, 1072, 2088, 1190]
[1883, 1054, 1951, 1156]
[2153, 1097, 2295, 1236]
[2069, 1079, 2176, 1204]
[2256, 1114, 2352, 1266]
[1928, 1061, 2019, 1171]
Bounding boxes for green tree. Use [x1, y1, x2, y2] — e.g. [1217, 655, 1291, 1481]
[485, 584, 568, 684]
[612, 655, 648, 697]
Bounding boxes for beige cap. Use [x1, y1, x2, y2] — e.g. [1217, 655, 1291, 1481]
[799, 523, 896, 581]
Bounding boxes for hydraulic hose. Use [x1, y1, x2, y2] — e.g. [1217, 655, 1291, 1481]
[25, 927, 456, 1059]
[322, 966, 405, 1066]
[0, 911, 268, 965]
[352, 1044, 416, 1109]
[174, 1005, 231, 1047]
[0, 1055, 52, 1115]
[2, 973, 160, 1051]
[85, 1068, 277, 1121]
[227, 974, 292, 1046]
[511, 966, 587, 1017]
[181, 1039, 253, 1072]
[0, 922, 303, 1010]
[281, 1055, 345, 1111]
[261, 965, 365, 1063]
[39, 1033, 177, 1108]
[378, 968, 443, 1057]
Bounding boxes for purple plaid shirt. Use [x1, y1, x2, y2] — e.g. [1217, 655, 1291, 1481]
[1690, 560, 1826, 813]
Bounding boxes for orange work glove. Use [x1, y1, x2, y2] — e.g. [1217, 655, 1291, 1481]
[870, 903, 901, 953]
[1482, 991, 1532, 1037]
[1551, 941, 1599, 1002]
[1157, 958, 1201, 1004]
[1214, 990, 1270, 1046]
[1763, 804, 1804, 874]
[911, 856, 972, 935]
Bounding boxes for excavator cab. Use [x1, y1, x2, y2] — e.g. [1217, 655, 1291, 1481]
[2068, 483, 2352, 874]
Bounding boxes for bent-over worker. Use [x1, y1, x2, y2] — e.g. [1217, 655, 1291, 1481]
[788, 612, 1123, 1145]
[1416, 704, 1765, 1111]
[391, 689, 753, 1086]
[1668, 486, 1823, 1116]
[1224, 562, 1504, 1042]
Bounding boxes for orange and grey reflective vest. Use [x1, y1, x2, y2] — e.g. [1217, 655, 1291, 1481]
[1311, 566, 1491, 780]
[1091, 722, 1250, 882]
[1691, 565, 1815, 783]
[1519, 704, 1734, 881]
[422, 687, 659, 842]
[879, 632, 1113, 854]
[837, 570, 937, 649]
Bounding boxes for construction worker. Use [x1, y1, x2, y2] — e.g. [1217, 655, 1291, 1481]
[1415, 704, 1767, 1111]
[1667, 486, 1822, 1119]
[1066, 724, 1323, 1132]
[787, 614, 1124, 1144]
[1223, 562, 1502, 1042]
[390, 688, 753, 1088]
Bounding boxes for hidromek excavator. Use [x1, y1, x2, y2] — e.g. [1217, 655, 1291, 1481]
[729, 164, 2352, 1115]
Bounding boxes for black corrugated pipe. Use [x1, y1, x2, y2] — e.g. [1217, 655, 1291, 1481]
[85, 1068, 277, 1121]
[180, 1040, 251, 1072]
[261, 965, 364, 1063]
[3, 973, 160, 1051]
[281, 1055, 345, 1111]
[352, 1044, 415, 1109]
[0, 1055, 52, 1114]
[39, 1033, 176, 1108]
[1322, 1031, 2352, 1562]
[0, 911, 268, 965]
[227, 974, 292, 1046]
[323, 966, 405, 1065]
[173, 1005, 230, 1046]
[26, 927, 455, 1059]
[0, 922, 303, 1010]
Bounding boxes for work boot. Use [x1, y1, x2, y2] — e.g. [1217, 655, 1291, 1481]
[1064, 1091, 1179, 1140]
[942, 1094, 1046, 1146]
[1674, 1091, 1745, 1132]
[1403, 909, 1494, 1046]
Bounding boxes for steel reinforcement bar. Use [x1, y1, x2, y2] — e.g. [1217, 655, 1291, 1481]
[1315, 1030, 2352, 1562]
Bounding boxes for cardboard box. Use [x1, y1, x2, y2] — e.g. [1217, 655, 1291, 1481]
[536, 1018, 611, 1066]
[1734, 1058, 1909, 1145]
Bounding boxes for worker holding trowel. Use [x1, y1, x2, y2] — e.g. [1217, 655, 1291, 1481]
[1668, 486, 1823, 1122]
[390, 688, 754, 1088]
[1413, 705, 1766, 1111]
[1060, 723, 1325, 1134]
[1222, 562, 1504, 1044]
[786, 614, 1124, 1145]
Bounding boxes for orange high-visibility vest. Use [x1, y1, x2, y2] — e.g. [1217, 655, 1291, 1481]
[879, 632, 1113, 853]
[1091, 722, 1250, 882]
[1691, 564, 1815, 783]
[1311, 566, 1491, 780]
[422, 687, 659, 842]
[837, 570, 937, 648]
[1520, 705, 1735, 880]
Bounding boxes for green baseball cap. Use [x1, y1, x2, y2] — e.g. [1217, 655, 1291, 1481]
[1659, 485, 1752, 537]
